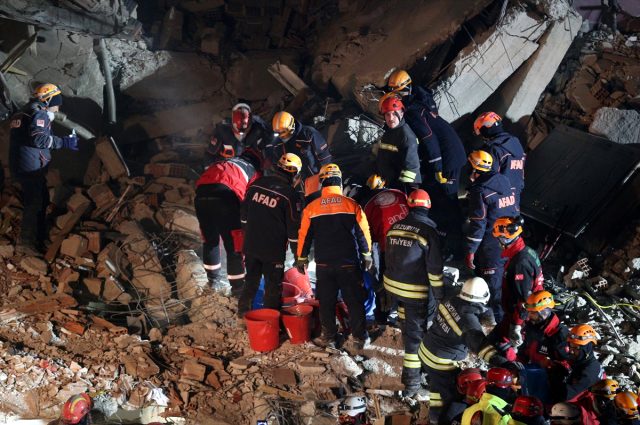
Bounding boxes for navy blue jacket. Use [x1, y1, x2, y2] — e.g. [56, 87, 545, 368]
[9, 102, 64, 176]
[208, 115, 274, 169]
[403, 87, 467, 177]
[377, 119, 422, 187]
[269, 122, 331, 179]
[483, 132, 526, 192]
[465, 172, 518, 254]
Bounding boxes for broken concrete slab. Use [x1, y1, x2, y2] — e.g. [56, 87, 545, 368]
[95, 137, 129, 179]
[225, 50, 299, 101]
[200, 24, 225, 56]
[182, 361, 206, 382]
[589, 107, 640, 144]
[501, 9, 583, 123]
[60, 234, 88, 259]
[20, 257, 48, 276]
[435, 5, 549, 122]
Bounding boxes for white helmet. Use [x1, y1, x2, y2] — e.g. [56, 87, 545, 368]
[550, 402, 582, 425]
[339, 395, 367, 417]
[459, 277, 490, 304]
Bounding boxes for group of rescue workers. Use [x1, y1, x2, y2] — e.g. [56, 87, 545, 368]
[9, 77, 640, 425]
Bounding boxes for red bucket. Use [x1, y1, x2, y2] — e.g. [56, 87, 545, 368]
[282, 282, 303, 307]
[284, 268, 313, 298]
[244, 309, 281, 352]
[282, 305, 313, 344]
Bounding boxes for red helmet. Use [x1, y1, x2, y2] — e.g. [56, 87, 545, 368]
[379, 94, 404, 115]
[512, 395, 544, 417]
[61, 393, 92, 424]
[486, 367, 514, 388]
[473, 111, 502, 136]
[457, 368, 483, 394]
[465, 379, 487, 404]
[407, 189, 431, 209]
[232, 103, 251, 134]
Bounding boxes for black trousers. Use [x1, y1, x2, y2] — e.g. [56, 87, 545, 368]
[18, 171, 49, 247]
[426, 366, 460, 422]
[238, 256, 284, 317]
[316, 264, 368, 340]
[400, 301, 428, 388]
[194, 184, 245, 285]
[475, 235, 505, 323]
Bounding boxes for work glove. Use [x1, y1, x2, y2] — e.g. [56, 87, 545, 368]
[509, 324, 524, 347]
[361, 253, 373, 271]
[435, 171, 448, 184]
[295, 257, 308, 275]
[62, 132, 79, 151]
[465, 252, 475, 270]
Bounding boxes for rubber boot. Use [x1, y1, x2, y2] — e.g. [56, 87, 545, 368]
[207, 270, 225, 292]
[229, 277, 245, 298]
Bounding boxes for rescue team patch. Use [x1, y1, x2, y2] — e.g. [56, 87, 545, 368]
[320, 196, 342, 205]
[251, 192, 278, 207]
[36, 119, 45, 127]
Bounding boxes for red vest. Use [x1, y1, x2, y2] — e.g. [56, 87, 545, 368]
[363, 189, 409, 252]
[196, 158, 258, 201]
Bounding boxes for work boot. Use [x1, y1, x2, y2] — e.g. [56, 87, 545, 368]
[230, 278, 245, 298]
[312, 334, 336, 349]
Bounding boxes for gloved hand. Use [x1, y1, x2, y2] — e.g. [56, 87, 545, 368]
[62, 133, 79, 151]
[435, 171, 448, 184]
[295, 258, 308, 274]
[361, 253, 373, 271]
[509, 324, 523, 347]
[465, 252, 475, 270]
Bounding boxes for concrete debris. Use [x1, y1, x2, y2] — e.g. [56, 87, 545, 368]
[436, 5, 549, 122]
[589, 107, 640, 144]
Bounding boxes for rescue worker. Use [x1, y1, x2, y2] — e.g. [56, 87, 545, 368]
[238, 153, 303, 323]
[51, 393, 92, 425]
[383, 189, 443, 397]
[194, 152, 260, 294]
[549, 402, 585, 425]
[614, 391, 640, 425]
[386, 70, 466, 259]
[549, 324, 604, 404]
[271, 111, 332, 183]
[338, 395, 371, 425]
[419, 277, 509, 423]
[461, 367, 518, 425]
[441, 369, 485, 425]
[207, 103, 273, 169]
[515, 291, 570, 366]
[591, 379, 620, 425]
[359, 174, 409, 324]
[509, 395, 546, 425]
[9, 83, 79, 256]
[296, 163, 373, 350]
[491, 216, 543, 350]
[376, 95, 421, 190]
[473, 112, 526, 204]
[464, 151, 518, 324]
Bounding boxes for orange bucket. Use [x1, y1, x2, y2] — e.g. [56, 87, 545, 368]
[244, 309, 281, 352]
[282, 305, 313, 344]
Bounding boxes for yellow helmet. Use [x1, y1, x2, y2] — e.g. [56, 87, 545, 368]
[468, 150, 493, 173]
[387, 70, 412, 92]
[272, 111, 296, 139]
[277, 153, 302, 174]
[33, 83, 61, 104]
[591, 379, 620, 400]
[366, 174, 386, 190]
[319, 163, 341, 181]
[525, 291, 555, 312]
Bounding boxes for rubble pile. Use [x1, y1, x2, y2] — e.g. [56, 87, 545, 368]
[531, 31, 640, 146]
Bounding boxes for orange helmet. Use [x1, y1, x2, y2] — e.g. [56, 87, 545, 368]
[473, 111, 502, 136]
[379, 94, 404, 115]
[387, 70, 412, 92]
[61, 393, 92, 424]
[366, 174, 386, 190]
[272, 111, 296, 139]
[33, 83, 62, 105]
[492, 216, 523, 240]
[591, 379, 619, 400]
[525, 291, 555, 312]
[614, 391, 639, 419]
[468, 150, 493, 173]
[407, 189, 431, 209]
[568, 324, 598, 346]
